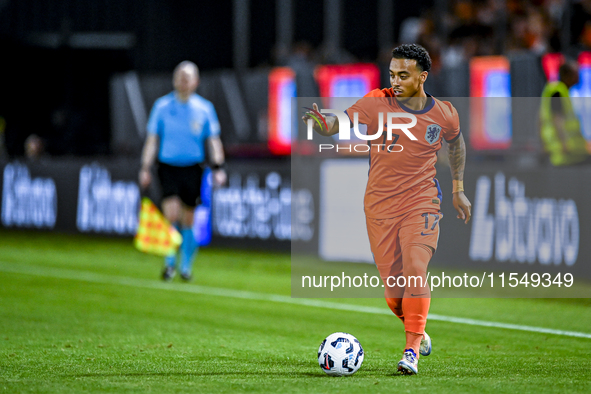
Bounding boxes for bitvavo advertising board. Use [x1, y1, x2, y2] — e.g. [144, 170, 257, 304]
[0, 159, 304, 250]
[291, 157, 591, 295]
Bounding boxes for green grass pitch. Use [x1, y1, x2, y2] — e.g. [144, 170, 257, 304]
[1, 229, 590, 393]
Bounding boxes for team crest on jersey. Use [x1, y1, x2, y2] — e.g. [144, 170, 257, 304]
[425, 124, 441, 145]
[191, 120, 202, 135]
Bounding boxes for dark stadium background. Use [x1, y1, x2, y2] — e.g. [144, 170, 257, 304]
[0, 0, 442, 157]
[0, 0, 590, 278]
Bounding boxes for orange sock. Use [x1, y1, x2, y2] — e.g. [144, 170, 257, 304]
[402, 298, 430, 355]
[385, 297, 404, 323]
[401, 245, 432, 353]
[402, 297, 430, 334]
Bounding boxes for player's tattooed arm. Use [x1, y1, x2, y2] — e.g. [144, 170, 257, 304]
[447, 133, 472, 224]
[447, 133, 465, 182]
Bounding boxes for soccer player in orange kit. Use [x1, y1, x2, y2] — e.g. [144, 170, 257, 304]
[303, 44, 472, 375]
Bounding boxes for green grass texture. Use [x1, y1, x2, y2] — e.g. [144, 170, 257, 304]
[0, 229, 590, 393]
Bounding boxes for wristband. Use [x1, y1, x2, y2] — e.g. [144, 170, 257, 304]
[211, 163, 225, 170]
[452, 180, 464, 193]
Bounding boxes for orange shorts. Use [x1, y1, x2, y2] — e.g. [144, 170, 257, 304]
[366, 210, 441, 284]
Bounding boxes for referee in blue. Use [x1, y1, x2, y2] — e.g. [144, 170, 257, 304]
[139, 61, 226, 281]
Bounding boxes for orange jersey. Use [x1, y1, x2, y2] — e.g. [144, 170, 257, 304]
[346, 88, 460, 219]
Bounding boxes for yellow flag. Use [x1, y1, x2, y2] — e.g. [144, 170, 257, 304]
[134, 197, 182, 257]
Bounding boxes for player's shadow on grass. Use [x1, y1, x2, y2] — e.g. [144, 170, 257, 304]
[70, 365, 400, 379]
[70, 371, 327, 378]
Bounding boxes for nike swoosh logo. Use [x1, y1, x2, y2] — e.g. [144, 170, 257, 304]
[420, 232, 432, 236]
[411, 293, 427, 297]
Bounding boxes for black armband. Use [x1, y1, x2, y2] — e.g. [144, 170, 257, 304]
[211, 163, 225, 170]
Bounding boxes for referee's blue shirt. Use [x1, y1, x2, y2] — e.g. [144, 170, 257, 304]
[147, 92, 221, 166]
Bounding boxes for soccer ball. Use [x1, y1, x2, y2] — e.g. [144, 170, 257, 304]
[317, 332, 364, 376]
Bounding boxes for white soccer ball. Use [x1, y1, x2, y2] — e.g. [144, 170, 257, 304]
[317, 332, 364, 376]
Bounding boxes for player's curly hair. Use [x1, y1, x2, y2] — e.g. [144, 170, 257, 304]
[391, 44, 431, 73]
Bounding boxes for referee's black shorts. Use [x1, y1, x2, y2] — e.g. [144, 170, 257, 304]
[157, 162, 203, 208]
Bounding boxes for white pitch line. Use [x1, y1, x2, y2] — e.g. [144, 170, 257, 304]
[1, 262, 590, 339]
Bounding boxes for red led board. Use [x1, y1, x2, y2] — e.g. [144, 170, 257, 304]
[268, 67, 296, 155]
[470, 56, 512, 150]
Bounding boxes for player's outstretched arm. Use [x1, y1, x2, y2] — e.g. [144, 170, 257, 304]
[301, 103, 340, 136]
[447, 133, 471, 224]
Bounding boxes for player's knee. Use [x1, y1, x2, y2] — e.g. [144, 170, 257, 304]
[166, 208, 180, 223]
[162, 198, 182, 223]
[167, 213, 180, 224]
[404, 245, 432, 271]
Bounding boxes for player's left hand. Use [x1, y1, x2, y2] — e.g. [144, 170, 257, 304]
[452, 191, 471, 224]
[212, 169, 227, 187]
